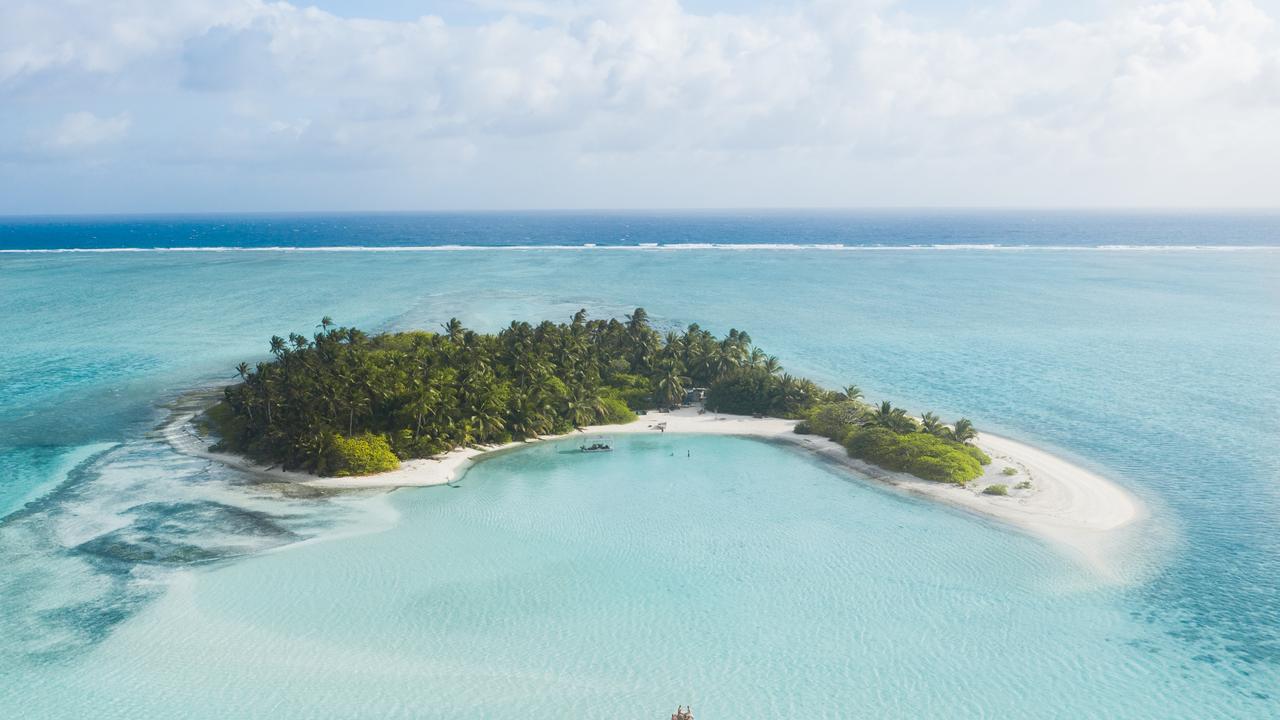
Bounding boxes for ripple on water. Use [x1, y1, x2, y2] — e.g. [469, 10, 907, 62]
[2, 435, 1270, 719]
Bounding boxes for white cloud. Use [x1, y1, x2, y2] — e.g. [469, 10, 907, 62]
[2, 0, 1279, 210]
[47, 111, 132, 149]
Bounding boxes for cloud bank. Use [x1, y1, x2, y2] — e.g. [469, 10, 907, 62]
[2, 0, 1278, 212]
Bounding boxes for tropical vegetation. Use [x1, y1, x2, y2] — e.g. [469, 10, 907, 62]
[796, 399, 990, 484]
[212, 310, 804, 475]
[209, 309, 988, 483]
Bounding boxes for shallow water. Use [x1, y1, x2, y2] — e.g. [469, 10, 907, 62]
[1, 436, 1263, 719]
[1, 216, 1278, 717]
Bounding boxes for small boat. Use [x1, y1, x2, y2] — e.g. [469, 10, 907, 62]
[579, 439, 612, 453]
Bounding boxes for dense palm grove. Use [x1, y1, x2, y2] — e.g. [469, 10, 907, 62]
[212, 309, 803, 475]
[210, 309, 987, 482]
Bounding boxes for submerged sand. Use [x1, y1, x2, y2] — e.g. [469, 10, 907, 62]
[163, 406, 1142, 579]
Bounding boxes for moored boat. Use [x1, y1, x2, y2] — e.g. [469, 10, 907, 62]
[579, 438, 612, 452]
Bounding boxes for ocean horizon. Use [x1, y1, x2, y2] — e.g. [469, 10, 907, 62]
[5, 210, 1280, 251]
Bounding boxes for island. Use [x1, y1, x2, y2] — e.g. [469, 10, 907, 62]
[204, 309, 988, 482]
[171, 309, 1141, 578]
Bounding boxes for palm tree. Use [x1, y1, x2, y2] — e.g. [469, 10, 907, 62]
[625, 307, 650, 334]
[318, 316, 335, 333]
[919, 412, 944, 436]
[866, 401, 916, 433]
[841, 384, 863, 402]
[565, 386, 607, 427]
[950, 418, 978, 444]
[706, 343, 734, 380]
[719, 337, 747, 369]
[656, 366, 687, 407]
[762, 355, 783, 375]
[866, 401, 895, 426]
[441, 318, 465, 342]
[623, 308, 657, 372]
[774, 373, 807, 411]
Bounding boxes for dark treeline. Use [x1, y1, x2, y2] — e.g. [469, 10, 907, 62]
[209, 308, 987, 482]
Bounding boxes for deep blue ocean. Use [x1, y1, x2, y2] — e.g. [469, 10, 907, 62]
[4, 209, 1280, 250]
[1, 212, 1278, 718]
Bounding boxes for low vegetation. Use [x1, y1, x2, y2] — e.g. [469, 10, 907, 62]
[1015, 480, 1033, 490]
[328, 433, 399, 476]
[210, 309, 989, 482]
[845, 427, 989, 484]
[983, 484, 1009, 496]
[796, 399, 990, 485]
[1002, 466, 1019, 476]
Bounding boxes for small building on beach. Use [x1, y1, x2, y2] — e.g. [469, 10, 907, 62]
[683, 387, 708, 404]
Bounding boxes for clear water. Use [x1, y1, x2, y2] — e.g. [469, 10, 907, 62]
[1, 214, 1278, 717]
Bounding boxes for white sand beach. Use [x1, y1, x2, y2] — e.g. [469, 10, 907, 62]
[164, 406, 1142, 577]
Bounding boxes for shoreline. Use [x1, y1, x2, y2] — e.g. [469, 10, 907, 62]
[163, 406, 1143, 579]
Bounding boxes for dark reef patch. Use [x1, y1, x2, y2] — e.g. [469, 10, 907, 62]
[73, 500, 301, 568]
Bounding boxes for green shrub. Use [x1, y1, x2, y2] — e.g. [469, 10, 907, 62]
[843, 427, 984, 484]
[328, 433, 400, 477]
[599, 396, 638, 425]
[390, 428, 454, 460]
[1001, 466, 1019, 476]
[706, 367, 778, 415]
[983, 484, 1009, 496]
[804, 401, 866, 441]
[1015, 480, 1032, 490]
[607, 373, 655, 410]
[965, 444, 992, 466]
[794, 420, 812, 434]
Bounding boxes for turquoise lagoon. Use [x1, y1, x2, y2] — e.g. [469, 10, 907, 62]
[2, 223, 1279, 718]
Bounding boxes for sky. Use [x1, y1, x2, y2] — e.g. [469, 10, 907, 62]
[2, 0, 1279, 213]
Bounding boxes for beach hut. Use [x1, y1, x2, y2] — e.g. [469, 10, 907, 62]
[683, 387, 708, 404]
